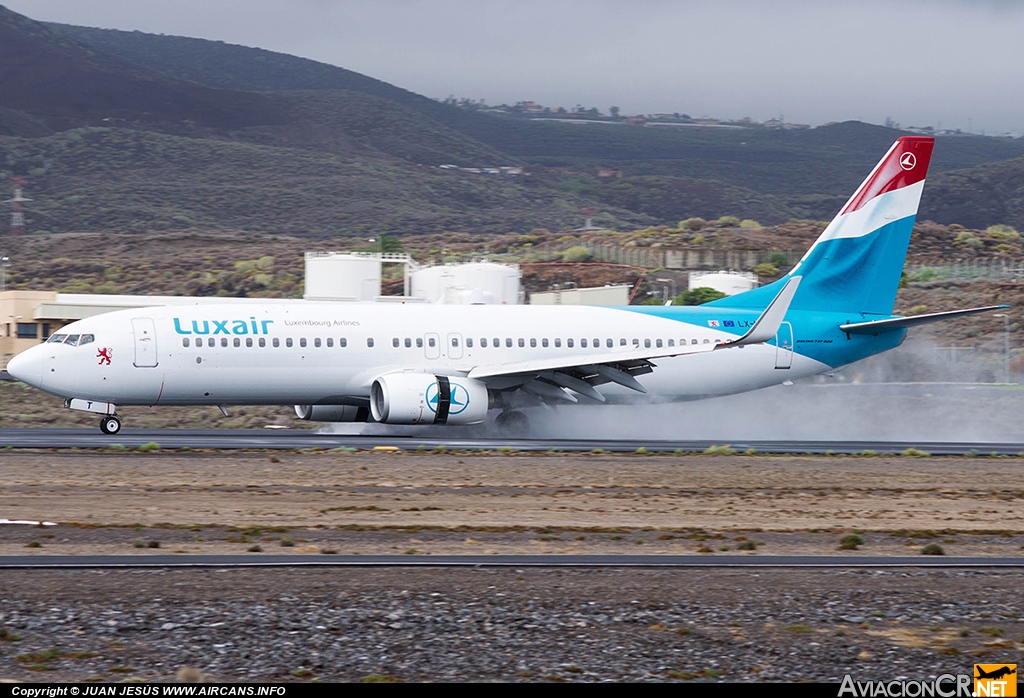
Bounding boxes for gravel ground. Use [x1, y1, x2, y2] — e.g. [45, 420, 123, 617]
[0, 567, 1022, 683]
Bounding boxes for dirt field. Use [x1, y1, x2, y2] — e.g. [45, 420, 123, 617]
[2, 450, 1023, 557]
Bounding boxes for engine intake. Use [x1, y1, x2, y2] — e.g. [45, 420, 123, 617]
[370, 373, 488, 425]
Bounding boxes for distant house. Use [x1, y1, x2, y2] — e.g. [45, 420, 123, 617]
[626, 115, 646, 126]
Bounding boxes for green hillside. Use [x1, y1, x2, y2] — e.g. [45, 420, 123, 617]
[0, 10, 1011, 234]
[923, 155, 1024, 230]
[0, 127, 652, 236]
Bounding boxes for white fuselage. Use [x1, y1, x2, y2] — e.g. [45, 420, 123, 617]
[12, 302, 828, 408]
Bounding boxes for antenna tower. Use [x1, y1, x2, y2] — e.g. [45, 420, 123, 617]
[5, 177, 31, 235]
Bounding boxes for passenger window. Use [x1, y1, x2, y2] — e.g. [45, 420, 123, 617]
[65, 334, 81, 345]
[300, 338, 307, 348]
[47, 334, 67, 344]
[340, 338, 347, 347]
[79, 334, 94, 346]
[467, 338, 473, 348]
[668, 339, 674, 347]
[393, 338, 400, 348]
[327, 338, 334, 348]
[505, 338, 512, 348]
[286, 338, 293, 348]
[428, 337, 436, 347]
[703, 339, 710, 344]
[656, 339, 663, 348]
[234, 338, 241, 347]
[517, 338, 524, 348]
[259, 338, 266, 347]
[273, 338, 280, 348]
[367, 338, 374, 348]
[567, 338, 574, 348]
[644, 339, 651, 348]
[452, 337, 459, 347]
[606, 338, 613, 348]
[246, 338, 253, 348]
[581, 338, 587, 348]
[182, 338, 190, 348]
[691, 339, 698, 345]
[554, 338, 561, 348]
[221, 338, 228, 347]
[593, 338, 599, 348]
[196, 338, 204, 348]
[620, 339, 627, 346]
[415, 338, 422, 348]
[542, 338, 549, 348]
[404, 338, 411, 348]
[530, 338, 536, 348]
[480, 338, 487, 348]
[314, 338, 321, 348]
[493, 337, 499, 347]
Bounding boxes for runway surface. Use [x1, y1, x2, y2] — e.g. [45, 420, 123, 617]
[1, 427, 1023, 454]
[2, 554, 1023, 568]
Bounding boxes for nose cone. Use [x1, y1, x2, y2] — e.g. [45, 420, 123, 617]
[7, 345, 44, 388]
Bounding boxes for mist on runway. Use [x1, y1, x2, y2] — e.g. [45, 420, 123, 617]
[326, 340, 1022, 443]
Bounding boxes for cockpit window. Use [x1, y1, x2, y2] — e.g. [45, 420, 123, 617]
[65, 334, 81, 346]
[46, 334, 67, 344]
[78, 334, 95, 346]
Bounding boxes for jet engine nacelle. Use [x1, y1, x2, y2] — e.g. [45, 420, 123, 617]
[294, 404, 370, 422]
[370, 372, 488, 425]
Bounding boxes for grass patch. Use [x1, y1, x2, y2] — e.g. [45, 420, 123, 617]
[784, 624, 813, 633]
[0, 626, 22, 642]
[15, 649, 62, 663]
[361, 674, 403, 683]
[921, 543, 945, 555]
[137, 442, 160, 451]
[838, 533, 864, 550]
[703, 445, 735, 456]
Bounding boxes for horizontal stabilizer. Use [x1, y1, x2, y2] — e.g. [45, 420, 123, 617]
[715, 276, 801, 349]
[839, 305, 1009, 335]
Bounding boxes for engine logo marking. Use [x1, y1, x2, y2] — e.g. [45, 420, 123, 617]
[426, 381, 470, 415]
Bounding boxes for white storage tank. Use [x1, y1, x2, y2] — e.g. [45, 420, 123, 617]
[303, 253, 381, 301]
[411, 262, 521, 305]
[687, 270, 758, 296]
[530, 285, 631, 306]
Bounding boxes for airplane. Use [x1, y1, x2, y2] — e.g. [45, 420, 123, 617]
[7, 135, 1007, 436]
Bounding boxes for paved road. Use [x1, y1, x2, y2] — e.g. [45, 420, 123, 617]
[1, 554, 1022, 568]
[1, 427, 1023, 454]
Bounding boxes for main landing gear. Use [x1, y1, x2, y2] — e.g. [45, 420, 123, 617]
[495, 410, 529, 437]
[99, 415, 122, 435]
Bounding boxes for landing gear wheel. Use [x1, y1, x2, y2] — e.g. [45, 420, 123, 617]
[495, 410, 529, 437]
[99, 415, 122, 435]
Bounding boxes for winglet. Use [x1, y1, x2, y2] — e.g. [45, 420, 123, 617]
[716, 276, 801, 349]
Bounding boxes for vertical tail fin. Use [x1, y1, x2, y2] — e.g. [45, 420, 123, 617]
[712, 136, 935, 315]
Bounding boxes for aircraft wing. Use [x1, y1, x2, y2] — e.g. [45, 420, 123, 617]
[466, 277, 801, 403]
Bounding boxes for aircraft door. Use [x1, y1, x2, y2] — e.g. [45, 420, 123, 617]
[447, 333, 463, 360]
[132, 318, 159, 368]
[424, 333, 440, 360]
[775, 322, 793, 369]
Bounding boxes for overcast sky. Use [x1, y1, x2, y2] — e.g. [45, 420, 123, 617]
[6, 0, 1024, 135]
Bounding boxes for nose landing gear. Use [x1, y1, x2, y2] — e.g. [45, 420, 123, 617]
[99, 415, 122, 435]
